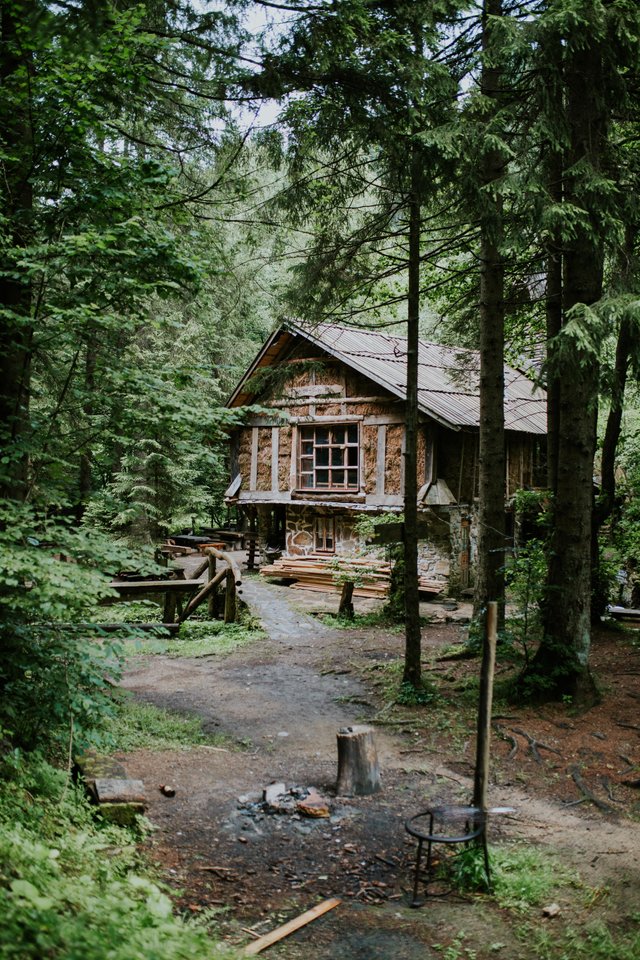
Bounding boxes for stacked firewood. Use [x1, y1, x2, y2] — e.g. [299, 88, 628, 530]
[259, 555, 445, 598]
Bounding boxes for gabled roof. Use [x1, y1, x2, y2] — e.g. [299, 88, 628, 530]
[228, 320, 547, 435]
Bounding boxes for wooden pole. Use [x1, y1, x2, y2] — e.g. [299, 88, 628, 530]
[338, 581, 355, 618]
[473, 601, 498, 810]
[224, 568, 237, 623]
[162, 590, 177, 624]
[207, 553, 217, 618]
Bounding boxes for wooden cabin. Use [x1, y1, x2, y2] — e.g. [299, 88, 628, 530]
[225, 321, 547, 594]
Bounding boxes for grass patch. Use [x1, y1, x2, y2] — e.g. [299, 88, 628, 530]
[104, 696, 231, 751]
[492, 844, 580, 911]
[321, 609, 435, 630]
[366, 659, 441, 714]
[529, 920, 640, 960]
[320, 609, 401, 630]
[124, 618, 264, 658]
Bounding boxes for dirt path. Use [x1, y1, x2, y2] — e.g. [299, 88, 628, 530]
[119, 576, 640, 959]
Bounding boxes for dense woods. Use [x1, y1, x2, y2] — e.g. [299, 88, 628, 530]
[2, 0, 640, 954]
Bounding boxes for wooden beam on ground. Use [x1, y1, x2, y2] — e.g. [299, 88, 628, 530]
[244, 898, 341, 956]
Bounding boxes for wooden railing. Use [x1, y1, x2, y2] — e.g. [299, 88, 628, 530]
[178, 547, 242, 624]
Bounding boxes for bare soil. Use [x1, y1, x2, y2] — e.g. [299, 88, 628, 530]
[118, 570, 640, 958]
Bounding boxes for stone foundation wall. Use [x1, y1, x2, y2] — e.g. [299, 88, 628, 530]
[284, 505, 456, 593]
[285, 506, 360, 557]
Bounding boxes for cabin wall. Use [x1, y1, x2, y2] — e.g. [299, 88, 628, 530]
[229, 349, 544, 595]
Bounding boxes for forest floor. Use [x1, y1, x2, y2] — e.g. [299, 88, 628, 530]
[117, 564, 640, 959]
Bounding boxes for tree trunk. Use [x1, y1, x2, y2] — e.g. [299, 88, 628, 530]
[402, 148, 422, 688]
[77, 333, 98, 517]
[545, 157, 563, 495]
[474, 0, 506, 625]
[524, 37, 605, 705]
[0, 0, 33, 501]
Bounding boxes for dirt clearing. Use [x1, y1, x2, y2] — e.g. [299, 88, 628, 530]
[118, 575, 640, 958]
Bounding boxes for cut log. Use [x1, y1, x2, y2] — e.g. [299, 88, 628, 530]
[336, 725, 381, 796]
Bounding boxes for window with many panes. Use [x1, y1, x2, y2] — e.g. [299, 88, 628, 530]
[298, 424, 359, 490]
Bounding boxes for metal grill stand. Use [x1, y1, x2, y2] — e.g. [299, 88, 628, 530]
[405, 805, 490, 907]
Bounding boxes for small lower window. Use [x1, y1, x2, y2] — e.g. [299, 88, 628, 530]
[315, 516, 335, 553]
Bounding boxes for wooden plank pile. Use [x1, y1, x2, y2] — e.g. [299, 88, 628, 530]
[259, 555, 446, 598]
[260, 555, 389, 597]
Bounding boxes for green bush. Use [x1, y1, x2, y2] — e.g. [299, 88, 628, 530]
[0, 750, 235, 960]
[0, 503, 156, 752]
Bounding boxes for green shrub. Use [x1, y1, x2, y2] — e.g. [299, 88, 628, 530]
[0, 503, 163, 753]
[0, 750, 235, 960]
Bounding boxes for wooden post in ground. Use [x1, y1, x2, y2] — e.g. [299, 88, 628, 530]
[208, 553, 218, 619]
[224, 568, 237, 623]
[336, 725, 381, 796]
[473, 601, 498, 811]
[163, 591, 176, 624]
[338, 581, 355, 619]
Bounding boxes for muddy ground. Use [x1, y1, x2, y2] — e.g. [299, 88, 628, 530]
[118, 568, 640, 959]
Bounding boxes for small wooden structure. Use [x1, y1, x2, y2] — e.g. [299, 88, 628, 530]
[109, 547, 242, 626]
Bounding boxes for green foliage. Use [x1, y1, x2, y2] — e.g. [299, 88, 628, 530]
[103, 696, 230, 751]
[445, 844, 491, 894]
[0, 502, 163, 753]
[504, 538, 547, 666]
[395, 679, 438, 706]
[371, 658, 439, 707]
[0, 750, 233, 960]
[320, 609, 398, 630]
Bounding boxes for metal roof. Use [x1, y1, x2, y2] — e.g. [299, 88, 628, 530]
[229, 321, 547, 435]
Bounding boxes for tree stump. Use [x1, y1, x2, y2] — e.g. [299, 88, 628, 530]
[336, 725, 381, 796]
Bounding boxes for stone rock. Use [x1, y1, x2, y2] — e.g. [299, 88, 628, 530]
[542, 903, 561, 918]
[297, 787, 331, 819]
[94, 778, 146, 805]
[263, 782, 287, 810]
[98, 802, 145, 826]
[75, 749, 127, 785]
